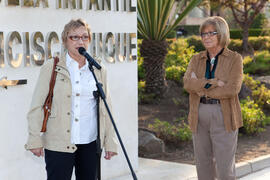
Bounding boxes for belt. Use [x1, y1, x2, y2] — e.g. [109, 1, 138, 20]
[200, 96, 220, 104]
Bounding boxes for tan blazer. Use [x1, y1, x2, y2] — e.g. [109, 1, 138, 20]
[183, 48, 243, 132]
[25, 53, 118, 153]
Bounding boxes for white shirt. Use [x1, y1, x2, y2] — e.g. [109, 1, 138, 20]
[66, 53, 97, 144]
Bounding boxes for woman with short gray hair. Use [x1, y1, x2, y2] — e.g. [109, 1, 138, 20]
[184, 16, 243, 180]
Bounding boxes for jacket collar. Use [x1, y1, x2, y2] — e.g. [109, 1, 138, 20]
[57, 51, 68, 68]
[55, 51, 70, 78]
[199, 47, 230, 60]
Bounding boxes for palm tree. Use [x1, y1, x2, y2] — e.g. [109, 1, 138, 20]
[138, 0, 202, 97]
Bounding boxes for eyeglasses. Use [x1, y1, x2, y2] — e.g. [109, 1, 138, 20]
[201, 31, 218, 38]
[68, 35, 90, 41]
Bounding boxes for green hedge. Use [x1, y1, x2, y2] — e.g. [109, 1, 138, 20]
[187, 35, 270, 52]
[176, 25, 200, 36]
[175, 26, 270, 39]
[230, 29, 270, 39]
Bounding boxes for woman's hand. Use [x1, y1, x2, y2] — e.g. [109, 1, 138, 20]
[30, 148, 44, 157]
[208, 78, 225, 87]
[218, 80, 225, 87]
[104, 151, 117, 160]
[217, 80, 225, 87]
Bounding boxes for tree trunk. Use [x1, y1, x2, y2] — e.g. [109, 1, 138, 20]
[242, 26, 249, 54]
[140, 39, 168, 97]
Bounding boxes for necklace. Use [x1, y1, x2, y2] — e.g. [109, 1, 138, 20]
[210, 57, 215, 65]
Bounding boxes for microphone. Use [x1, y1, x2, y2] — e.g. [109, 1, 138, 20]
[78, 47, 101, 70]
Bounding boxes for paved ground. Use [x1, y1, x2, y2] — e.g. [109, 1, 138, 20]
[111, 158, 197, 180]
[239, 167, 270, 180]
[111, 157, 270, 180]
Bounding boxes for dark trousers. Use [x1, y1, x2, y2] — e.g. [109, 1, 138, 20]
[45, 141, 97, 180]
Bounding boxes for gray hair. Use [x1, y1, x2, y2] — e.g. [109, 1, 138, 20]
[200, 16, 230, 48]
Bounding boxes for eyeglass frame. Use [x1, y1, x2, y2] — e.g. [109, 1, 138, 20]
[68, 35, 90, 41]
[201, 31, 218, 38]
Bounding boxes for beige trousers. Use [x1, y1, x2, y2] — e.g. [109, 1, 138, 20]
[193, 103, 238, 180]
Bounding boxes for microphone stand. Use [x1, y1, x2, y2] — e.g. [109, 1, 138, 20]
[93, 90, 102, 180]
[88, 63, 138, 180]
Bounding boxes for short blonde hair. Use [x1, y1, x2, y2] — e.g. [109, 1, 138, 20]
[199, 16, 230, 48]
[61, 18, 91, 48]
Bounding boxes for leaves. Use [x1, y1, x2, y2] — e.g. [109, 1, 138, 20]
[241, 97, 267, 135]
[223, 0, 269, 27]
[148, 118, 192, 142]
[138, 0, 202, 40]
[243, 74, 270, 109]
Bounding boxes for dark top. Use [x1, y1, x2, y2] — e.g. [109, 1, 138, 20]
[204, 48, 224, 89]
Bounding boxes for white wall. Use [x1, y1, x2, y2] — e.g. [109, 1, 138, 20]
[0, 0, 137, 179]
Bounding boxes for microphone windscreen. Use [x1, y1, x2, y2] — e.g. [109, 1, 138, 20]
[78, 47, 86, 55]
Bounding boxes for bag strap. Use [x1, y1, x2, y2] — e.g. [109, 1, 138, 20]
[40, 57, 59, 132]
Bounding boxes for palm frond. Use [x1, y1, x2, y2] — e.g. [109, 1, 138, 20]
[138, 0, 202, 40]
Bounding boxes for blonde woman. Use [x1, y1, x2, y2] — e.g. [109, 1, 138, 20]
[184, 16, 243, 180]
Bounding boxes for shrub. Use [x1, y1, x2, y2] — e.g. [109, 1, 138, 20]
[243, 74, 270, 109]
[250, 12, 268, 29]
[227, 39, 242, 52]
[138, 81, 155, 104]
[148, 118, 192, 143]
[164, 38, 196, 82]
[244, 51, 270, 76]
[167, 30, 176, 39]
[241, 98, 266, 135]
[186, 35, 204, 52]
[243, 56, 253, 66]
[165, 38, 195, 67]
[248, 36, 270, 51]
[262, 116, 270, 127]
[166, 66, 183, 82]
[138, 81, 145, 103]
[243, 74, 261, 90]
[137, 40, 145, 80]
[252, 84, 270, 108]
[138, 55, 145, 80]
